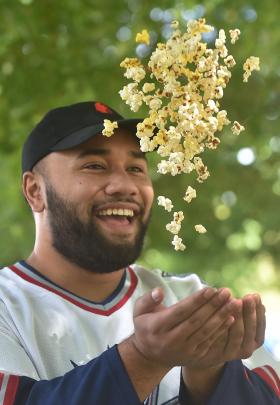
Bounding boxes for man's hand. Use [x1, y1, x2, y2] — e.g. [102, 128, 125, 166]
[181, 293, 266, 404]
[118, 287, 265, 402]
[183, 293, 266, 369]
[131, 286, 238, 367]
[118, 286, 238, 401]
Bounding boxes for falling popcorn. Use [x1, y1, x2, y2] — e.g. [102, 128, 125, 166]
[243, 56, 260, 82]
[224, 55, 236, 68]
[231, 121, 245, 135]
[229, 29, 241, 44]
[142, 83, 156, 93]
[166, 221, 181, 235]
[184, 186, 197, 203]
[157, 196, 174, 212]
[195, 224, 207, 234]
[135, 29, 150, 45]
[166, 211, 184, 235]
[119, 18, 260, 251]
[102, 120, 118, 137]
[172, 235, 186, 251]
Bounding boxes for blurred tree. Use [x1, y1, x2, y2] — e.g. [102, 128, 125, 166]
[0, 0, 279, 295]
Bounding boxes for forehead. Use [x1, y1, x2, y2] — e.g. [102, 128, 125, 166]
[71, 128, 145, 159]
[40, 128, 146, 172]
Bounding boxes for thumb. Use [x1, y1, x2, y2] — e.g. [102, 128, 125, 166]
[134, 287, 165, 317]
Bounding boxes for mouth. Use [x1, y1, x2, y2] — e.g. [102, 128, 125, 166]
[94, 206, 140, 232]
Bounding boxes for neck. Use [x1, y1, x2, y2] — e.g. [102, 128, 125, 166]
[26, 247, 126, 303]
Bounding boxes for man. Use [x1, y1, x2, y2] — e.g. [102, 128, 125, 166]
[0, 100, 279, 404]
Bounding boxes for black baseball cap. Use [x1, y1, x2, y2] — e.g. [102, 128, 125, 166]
[22, 101, 142, 173]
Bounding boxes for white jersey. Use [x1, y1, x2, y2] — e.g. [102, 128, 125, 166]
[0, 261, 203, 403]
[0, 261, 279, 405]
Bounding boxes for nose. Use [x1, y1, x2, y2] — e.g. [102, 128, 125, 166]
[104, 169, 138, 197]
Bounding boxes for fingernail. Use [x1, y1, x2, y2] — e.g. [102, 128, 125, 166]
[152, 288, 161, 302]
[248, 300, 256, 310]
[203, 287, 217, 299]
[218, 288, 231, 301]
[253, 294, 260, 303]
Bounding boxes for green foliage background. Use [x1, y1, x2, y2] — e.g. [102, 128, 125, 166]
[0, 0, 279, 296]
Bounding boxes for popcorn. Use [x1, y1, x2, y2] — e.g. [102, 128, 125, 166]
[184, 186, 197, 203]
[215, 29, 226, 49]
[157, 196, 174, 212]
[140, 136, 156, 152]
[195, 224, 207, 234]
[207, 99, 219, 112]
[217, 110, 231, 130]
[136, 29, 150, 45]
[124, 66, 146, 82]
[214, 86, 224, 99]
[102, 120, 118, 137]
[120, 58, 142, 68]
[149, 97, 162, 110]
[194, 157, 210, 183]
[119, 83, 143, 112]
[172, 235, 186, 251]
[243, 56, 260, 82]
[231, 121, 245, 135]
[166, 221, 181, 235]
[224, 55, 236, 68]
[229, 29, 241, 44]
[142, 83, 155, 93]
[119, 18, 260, 251]
[166, 211, 184, 235]
[174, 211, 184, 222]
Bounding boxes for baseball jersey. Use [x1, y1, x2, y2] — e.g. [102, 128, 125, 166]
[0, 261, 279, 404]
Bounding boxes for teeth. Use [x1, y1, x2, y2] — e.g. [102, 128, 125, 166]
[98, 208, 134, 217]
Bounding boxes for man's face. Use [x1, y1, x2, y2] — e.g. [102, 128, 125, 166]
[41, 128, 154, 273]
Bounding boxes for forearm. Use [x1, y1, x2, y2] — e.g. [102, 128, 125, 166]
[3, 346, 144, 404]
[181, 363, 225, 405]
[184, 360, 280, 405]
[117, 336, 171, 402]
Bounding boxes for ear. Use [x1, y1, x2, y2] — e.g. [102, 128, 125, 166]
[22, 171, 46, 212]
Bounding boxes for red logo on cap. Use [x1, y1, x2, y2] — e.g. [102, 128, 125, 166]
[94, 102, 112, 114]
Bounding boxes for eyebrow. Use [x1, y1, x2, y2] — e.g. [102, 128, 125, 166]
[76, 148, 147, 161]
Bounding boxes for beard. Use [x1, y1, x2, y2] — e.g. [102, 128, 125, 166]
[45, 183, 150, 274]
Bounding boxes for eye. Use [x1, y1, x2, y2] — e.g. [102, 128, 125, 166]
[127, 166, 144, 173]
[84, 163, 106, 170]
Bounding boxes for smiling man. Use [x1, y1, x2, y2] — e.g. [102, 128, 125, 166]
[0, 101, 279, 405]
[27, 129, 153, 294]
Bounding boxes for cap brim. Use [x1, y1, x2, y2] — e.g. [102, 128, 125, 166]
[50, 118, 143, 151]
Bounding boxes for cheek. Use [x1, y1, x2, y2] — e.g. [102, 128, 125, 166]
[143, 184, 154, 211]
[71, 180, 97, 198]
[62, 181, 95, 213]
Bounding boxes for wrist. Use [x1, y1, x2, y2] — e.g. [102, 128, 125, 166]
[182, 363, 225, 404]
[117, 336, 171, 401]
[119, 335, 170, 373]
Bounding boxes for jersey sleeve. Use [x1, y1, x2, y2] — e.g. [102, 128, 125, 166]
[0, 301, 140, 405]
[179, 360, 280, 404]
[0, 345, 141, 405]
[0, 301, 39, 379]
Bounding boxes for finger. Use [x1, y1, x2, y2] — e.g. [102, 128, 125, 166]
[192, 317, 234, 359]
[133, 288, 165, 317]
[172, 297, 237, 346]
[254, 294, 266, 347]
[240, 295, 257, 358]
[224, 299, 244, 359]
[164, 287, 232, 331]
[194, 298, 243, 349]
